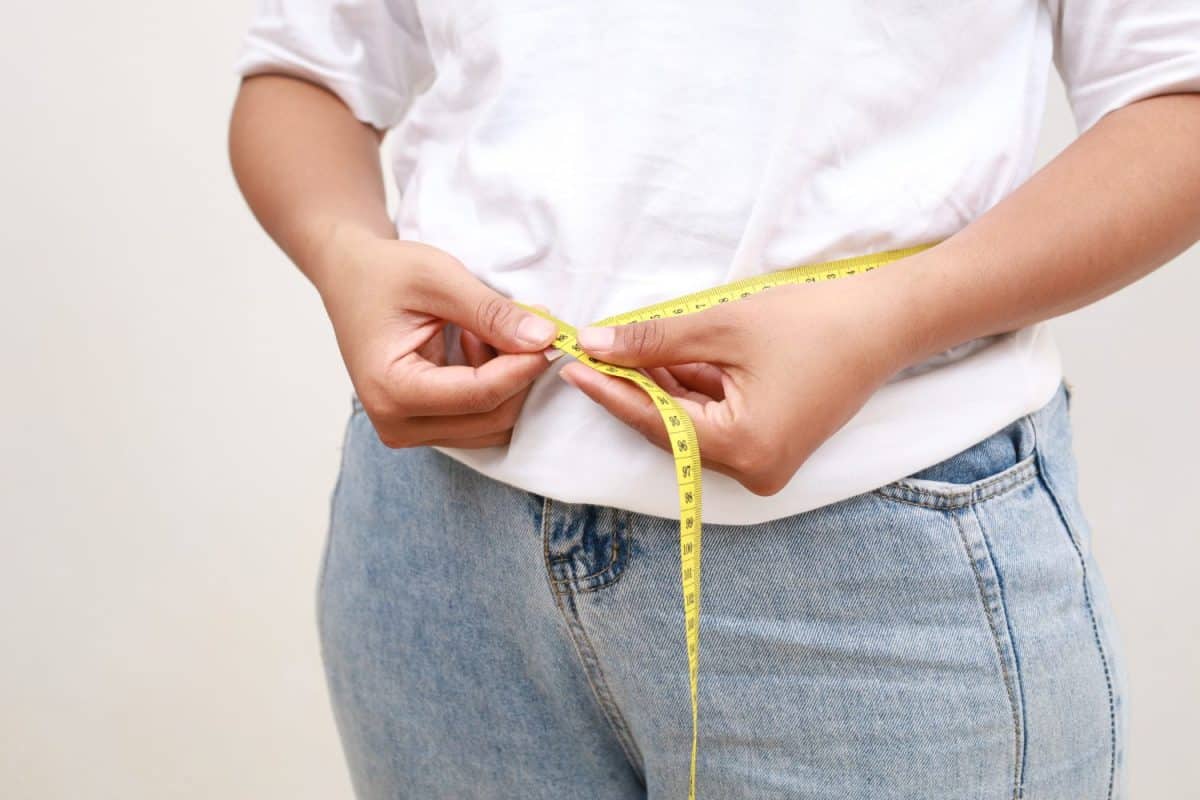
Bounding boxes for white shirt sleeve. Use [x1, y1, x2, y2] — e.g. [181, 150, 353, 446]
[232, 0, 433, 130]
[1048, 0, 1200, 134]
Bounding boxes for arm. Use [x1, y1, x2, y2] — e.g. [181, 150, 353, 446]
[896, 92, 1200, 367]
[561, 92, 1200, 495]
[229, 73, 391, 286]
[228, 74, 559, 449]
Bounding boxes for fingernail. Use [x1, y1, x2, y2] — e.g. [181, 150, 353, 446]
[517, 314, 557, 346]
[558, 367, 579, 388]
[543, 347, 564, 362]
[577, 326, 615, 352]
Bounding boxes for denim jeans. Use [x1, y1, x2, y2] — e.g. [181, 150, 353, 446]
[318, 380, 1126, 799]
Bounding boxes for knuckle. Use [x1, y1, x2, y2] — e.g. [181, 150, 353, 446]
[497, 397, 524, 426]
[475, 296, 516, 337]
[466, 383, 504, 412]
[618, 320, 665, 359]
[726, 428, 769, 473]
[727, 447, 759, 475]
[710, 313, 748, 345]
[735, 437, 800, 497]
[375, 425, 413, 449]
[695, 306, 748, 351]
[357, 392, 390, 422]
[636, 411, 666, 443]
[744, 470, 788, 497]
[358, 390, 412, 446]
[363, 378, 411, 418]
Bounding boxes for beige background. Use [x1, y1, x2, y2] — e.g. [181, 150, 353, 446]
[1, 3, 1197, 798]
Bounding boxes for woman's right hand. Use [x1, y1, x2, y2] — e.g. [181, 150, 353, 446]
[317, 228, 558, 449]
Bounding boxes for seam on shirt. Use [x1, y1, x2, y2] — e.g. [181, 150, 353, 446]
[236, 38, 410, 127]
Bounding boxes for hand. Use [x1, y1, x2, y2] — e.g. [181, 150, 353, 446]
[317, 229, 559, 448]
[558, 269, 918, 495]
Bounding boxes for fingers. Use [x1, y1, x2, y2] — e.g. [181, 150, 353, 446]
[369, 372, 538, 449]
[369, 302, 557, 448]
[559, 362, 670, 449]
[559, 361, 710, 452]
[574, 306, 747, 368]
[417, 324, 449, 365]
[460, 327, 497, 367]
[461, 302, 550, 367]
[401, 388, 528, 444]
[423, 264, 558, 353]
[559, 361, 767, 490]
[423, 431, 514, 448]
[392, 350, 551, 416]
[649, 363, 726, 401]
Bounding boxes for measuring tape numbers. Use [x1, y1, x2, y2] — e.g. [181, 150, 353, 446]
[516, 241, 936, 800]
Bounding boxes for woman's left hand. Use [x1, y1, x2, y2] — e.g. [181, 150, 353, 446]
[558, 269, 922, 495]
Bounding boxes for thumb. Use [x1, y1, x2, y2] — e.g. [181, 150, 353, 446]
[427, 272, 558, 353]
[576, 308, 744, 368]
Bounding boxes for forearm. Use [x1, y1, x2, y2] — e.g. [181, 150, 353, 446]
[885, 91, 1200, 368]
[228, 73, 394, 291]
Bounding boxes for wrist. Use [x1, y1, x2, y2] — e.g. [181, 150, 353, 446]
[308, 219, 395, 301]
[864, 245, 976, 374]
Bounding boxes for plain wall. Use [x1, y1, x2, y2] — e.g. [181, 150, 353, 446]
[1, 3, 1196, 798]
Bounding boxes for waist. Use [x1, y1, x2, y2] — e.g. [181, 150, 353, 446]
[434, 322, 1063, 524]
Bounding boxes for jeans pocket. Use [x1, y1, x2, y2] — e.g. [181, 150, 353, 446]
[874, 413, 1039, 510]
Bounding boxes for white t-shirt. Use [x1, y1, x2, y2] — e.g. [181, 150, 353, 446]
[234, 1, 1200, 524]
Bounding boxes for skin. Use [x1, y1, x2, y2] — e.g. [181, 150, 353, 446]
[229, 74, 1200, 490]
[564, 92, 1200, 494]
[229, 74, 560, 449]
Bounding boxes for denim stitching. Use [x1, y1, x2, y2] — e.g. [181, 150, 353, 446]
[973, 504, 1029, 798]
[550, 544, 630, 593]
[1030, 417, 1118, 800]
[544, 504, 629, 590]
[553, 566, 630, 594]
[546, 530, 622, 584]
[540, 497, 647, 781]
[547, 545, 626, 589]
[873, 455, 1038, 510]
[951, 509, 1023, 799]
[557, 602, 647, 781]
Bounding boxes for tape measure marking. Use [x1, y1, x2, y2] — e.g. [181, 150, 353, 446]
[516, 242, 936, 800]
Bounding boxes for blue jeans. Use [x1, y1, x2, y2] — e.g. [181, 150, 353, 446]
[318, 380, 1126, 799]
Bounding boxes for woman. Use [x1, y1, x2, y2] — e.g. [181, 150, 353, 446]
[228, 2, 1200, 797]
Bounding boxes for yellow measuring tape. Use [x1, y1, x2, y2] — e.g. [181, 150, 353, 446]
[516, 242, 935, 799]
